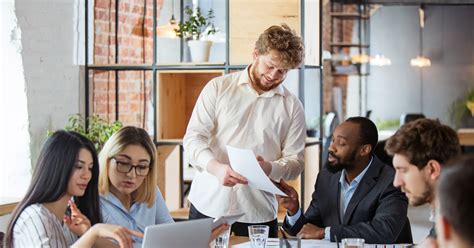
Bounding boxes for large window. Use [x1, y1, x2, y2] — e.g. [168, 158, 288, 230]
[0, 0, 31, 198]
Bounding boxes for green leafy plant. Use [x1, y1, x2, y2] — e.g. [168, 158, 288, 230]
[48, 114, 123, 151]
[450, 88, 474, 127]
[306, 116, 320, 131]
[376, 118, 400, 130]
[306, 116, 324, 137]
[174, 6, 217, 40]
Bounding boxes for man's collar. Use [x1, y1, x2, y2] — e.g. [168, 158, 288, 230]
[339, 156, 374, 185]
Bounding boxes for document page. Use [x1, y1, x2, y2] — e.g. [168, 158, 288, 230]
[226, 145, 287, 196]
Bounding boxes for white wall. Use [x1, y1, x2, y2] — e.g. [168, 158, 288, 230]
[0, 0, 83, 232]
[367, 6, 474, 126]
[16, 0, 84, 162]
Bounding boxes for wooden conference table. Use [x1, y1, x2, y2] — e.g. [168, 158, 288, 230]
[229, 236, 249, 246]
[458, 128, 474, 146]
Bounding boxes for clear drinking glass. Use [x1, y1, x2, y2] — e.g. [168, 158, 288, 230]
[279, 236, 301, 248]
[248, 225, 269, 248]
[341, 238, 365, 248]
[213, 228, 231, 248]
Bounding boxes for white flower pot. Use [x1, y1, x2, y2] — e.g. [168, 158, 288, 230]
[188, 40, 212, 63]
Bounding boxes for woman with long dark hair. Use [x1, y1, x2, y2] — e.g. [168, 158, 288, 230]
[5, 130, 141, 247]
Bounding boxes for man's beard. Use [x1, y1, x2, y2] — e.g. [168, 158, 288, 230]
[326, 150, 357, 173]
[405, 180, 432, 206]
[250, 60, 284, 92]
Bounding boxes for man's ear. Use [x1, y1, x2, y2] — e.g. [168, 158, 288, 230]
[359, 144, 372, 157]
[426, 159, 442, 181]
[252, 49, 258, 60]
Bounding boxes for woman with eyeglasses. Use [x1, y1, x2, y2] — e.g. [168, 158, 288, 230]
[98, 126, 228, 246]
[5, 130, 142, 248]
[98, 126, 172, 246]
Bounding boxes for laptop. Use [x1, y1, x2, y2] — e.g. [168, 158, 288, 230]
[142, 218, 213, 248]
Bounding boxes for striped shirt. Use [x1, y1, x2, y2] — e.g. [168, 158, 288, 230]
[13, 203, 77, 247]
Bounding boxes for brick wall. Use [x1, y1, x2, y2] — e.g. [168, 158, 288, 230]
[322, 0, 356, 117]
[91, 0, 355, 125]
[92, 0, 163, 128]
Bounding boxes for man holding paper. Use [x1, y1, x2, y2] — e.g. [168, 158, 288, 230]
[278, 117, 412, 244]
[183, 24, 306, 237]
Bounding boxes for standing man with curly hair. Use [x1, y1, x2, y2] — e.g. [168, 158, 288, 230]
[184, 24, 306, 237]
[385, 118, 461, 247]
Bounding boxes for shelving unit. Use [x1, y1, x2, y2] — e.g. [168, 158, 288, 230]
[329, 0, 371, 115]
[84, 0, 323, 211]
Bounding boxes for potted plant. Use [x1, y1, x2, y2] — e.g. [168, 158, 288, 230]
[306, 116, 320, 137]
[174, 6, 217, 62]
[450, 88, 474, 128]
[48, 114, 123, 151]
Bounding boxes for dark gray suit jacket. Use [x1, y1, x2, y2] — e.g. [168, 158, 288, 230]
[283, 156, 412, 244]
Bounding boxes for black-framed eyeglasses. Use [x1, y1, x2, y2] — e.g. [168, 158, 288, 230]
[112, 157, 150, 176]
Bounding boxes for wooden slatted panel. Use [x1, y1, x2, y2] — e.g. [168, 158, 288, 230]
[229, 0, 300, 65]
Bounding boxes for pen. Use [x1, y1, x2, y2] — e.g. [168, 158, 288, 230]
[279, 227, 291, 248]
[334, 235, 339, 248]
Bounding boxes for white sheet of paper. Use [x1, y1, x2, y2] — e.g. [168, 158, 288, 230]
[226, 145, 287, 196]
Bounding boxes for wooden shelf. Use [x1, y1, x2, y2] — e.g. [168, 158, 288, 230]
[0, 197, 21, 216]
[458, 128, 474, 146]
[330, 42, 370, 48]
[87, 63, 229, 71]
[332, 72, 369, 76]
[330, 12, 369, 19]
[155, 139, 184, 146]
[87, 64, 153, 70]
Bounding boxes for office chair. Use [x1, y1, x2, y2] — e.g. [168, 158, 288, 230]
[322, 112, 339, 169]
[400, 113, 425, 126]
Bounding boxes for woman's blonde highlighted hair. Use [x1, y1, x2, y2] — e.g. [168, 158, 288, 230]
[99, 126, 158, 207]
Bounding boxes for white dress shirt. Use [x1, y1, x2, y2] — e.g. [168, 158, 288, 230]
[184, 66, 306, 223]
[13, 203, 77, 247]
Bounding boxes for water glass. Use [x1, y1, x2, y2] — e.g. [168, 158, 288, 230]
[279, 236, 301, 248]
[248, 225, 269, 248]
[213, 228, 231, 248]
[341, 238, 365, 248]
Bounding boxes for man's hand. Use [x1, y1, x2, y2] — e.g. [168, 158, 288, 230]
[256, 155, 272, 176]
[297, 223, 325, 239]
[276, 179, 300, 215]
[207, 159, 248, 187]
[209, 223, 230, 243]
